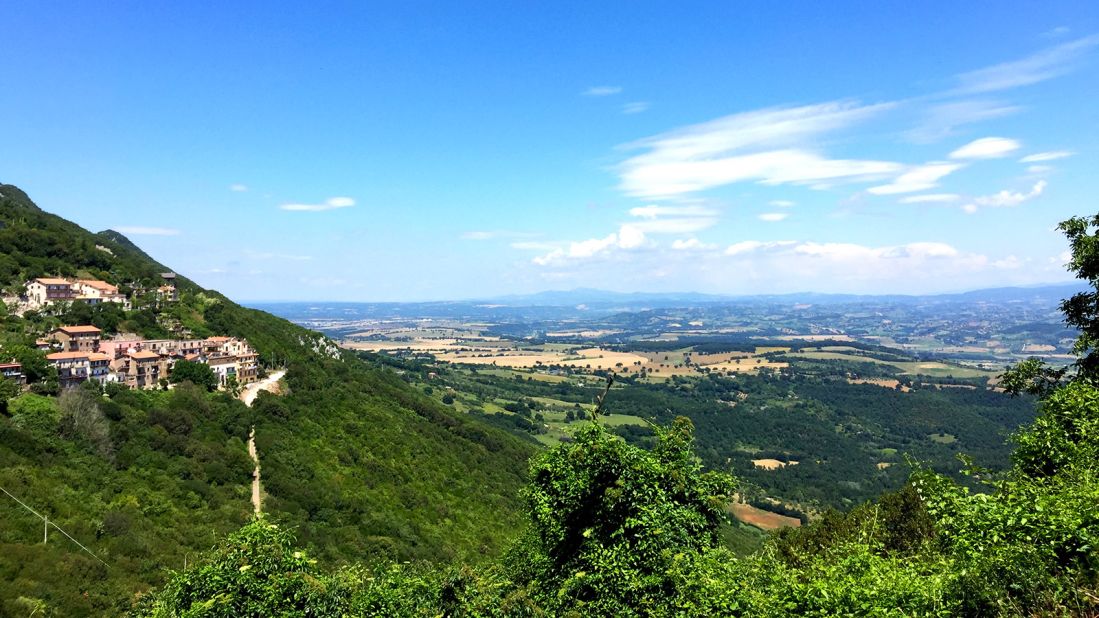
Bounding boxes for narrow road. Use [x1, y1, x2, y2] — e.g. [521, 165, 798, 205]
[240, 370, 286, 515]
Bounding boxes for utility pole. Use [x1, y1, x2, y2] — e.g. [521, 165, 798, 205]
[43, 516, 48, 544]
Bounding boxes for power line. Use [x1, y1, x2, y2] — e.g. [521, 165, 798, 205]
[0, 485, 110, 568]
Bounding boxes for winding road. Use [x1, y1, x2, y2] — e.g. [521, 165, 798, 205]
[240, 370, 286, 514]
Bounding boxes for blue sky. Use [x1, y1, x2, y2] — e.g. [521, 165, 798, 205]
[2, 2, 1098, 301]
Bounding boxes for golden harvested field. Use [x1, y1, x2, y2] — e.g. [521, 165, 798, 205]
[752, 459, 799, 470]
[343, 339, 466, 352]
[847, 378, 910, 392]
[729, 503, 801, 530]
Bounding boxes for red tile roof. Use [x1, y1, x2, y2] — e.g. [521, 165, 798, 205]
[128, 350, 161, 360]
[77, 279, 118, 292]
[47, 352, 90, 361]
[34, 278, 71, 285]
[57, 325, 102, 335]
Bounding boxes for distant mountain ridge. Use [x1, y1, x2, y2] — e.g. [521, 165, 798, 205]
[482, 283, 1087, 307]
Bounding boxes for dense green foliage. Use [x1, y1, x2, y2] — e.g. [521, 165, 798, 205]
[397, 356, 1033, 511]
[170, 360, 218, 392]
[135, 382, 1099, 615]
[0, 386, 255, 616]
[0, 185, 536, 616]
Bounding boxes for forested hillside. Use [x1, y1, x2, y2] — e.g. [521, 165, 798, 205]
[0, 185, 535, 616]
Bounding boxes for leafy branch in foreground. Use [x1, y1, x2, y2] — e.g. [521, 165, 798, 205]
[1002, 214, 1099, 396]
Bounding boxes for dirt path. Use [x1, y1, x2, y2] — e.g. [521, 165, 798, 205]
[240, 370, 286, 515]
[248, 427, 261, 514]
[241, 369, 287, 407]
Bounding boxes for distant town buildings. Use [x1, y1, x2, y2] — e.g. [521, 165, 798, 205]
[0, 362, 25, 385]
[51, 325, 102, 352]
[157, 272, 179, 303]
[25, 278, 74, 306]
[42, 330, 259, 391]
[23, 277, 131, 310]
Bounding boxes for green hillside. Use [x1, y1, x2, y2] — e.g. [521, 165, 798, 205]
[0, 185, 535, 616]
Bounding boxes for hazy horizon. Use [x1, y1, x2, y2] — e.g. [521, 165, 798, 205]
[238, 279, 1084, 306]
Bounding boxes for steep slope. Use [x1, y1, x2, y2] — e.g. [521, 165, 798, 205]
[0, 184, 535, 616]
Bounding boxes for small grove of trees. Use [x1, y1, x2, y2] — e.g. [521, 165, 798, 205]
[170, 360, 218, 392]
[58, 384, 113, 460]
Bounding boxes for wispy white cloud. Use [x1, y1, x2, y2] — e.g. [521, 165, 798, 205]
[623, 102, 650, 114]
[1019, 150, 1073, 162]
[769, 200, 795, 207]
[758, 212, 789, 222]
[229, 183, 248, 192]
[725, 240, 796, 256]
[899, 193, 961, 204]
[532, 224, 648, 266]
[711, 238, 1021, 287]
[671, 238, 716, 251]
[629, 217, 718, 234]
[949, 137, 1021, 159]
[954, 35, 1099, 94]
[114, 226, 181, 236]
[793, 241, 959, 260]
[279, 197, 355, 212]
[617, 101, 900, 199]
[628, 205, 718, 219]
[868, 162, 965, 195]
[961, 180, 1048, 213]
[583, 86, 622, 97]
[905, 100, 1021, 143]
[1027, 165, 1053, 174]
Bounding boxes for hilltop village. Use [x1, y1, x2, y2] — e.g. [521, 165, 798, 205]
[1, 273, 258, 391]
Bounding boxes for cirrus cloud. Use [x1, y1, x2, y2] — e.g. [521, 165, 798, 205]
[1019, 151, 1073, 163]
[279, 197, 355, 212]
[616, 101, 901, 199]
[949, 137, 1021, 159]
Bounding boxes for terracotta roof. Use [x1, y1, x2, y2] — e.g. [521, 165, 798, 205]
[47, 352, 90, 361]
[77, 280, 118, 292]
[0, 362, 21, 369]
[128, 350, 161, 360]
[206, 336, 231, 342]
[34, 278, 71, 285]
[87, 353, 111, 362]
[56, 325, 102, 334]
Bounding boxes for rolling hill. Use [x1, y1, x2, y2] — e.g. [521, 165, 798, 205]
[0, 184, 535, 616]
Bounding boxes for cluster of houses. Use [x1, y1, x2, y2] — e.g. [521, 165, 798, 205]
[17, 325, 260, 390]
[22, 272, 178, 310]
